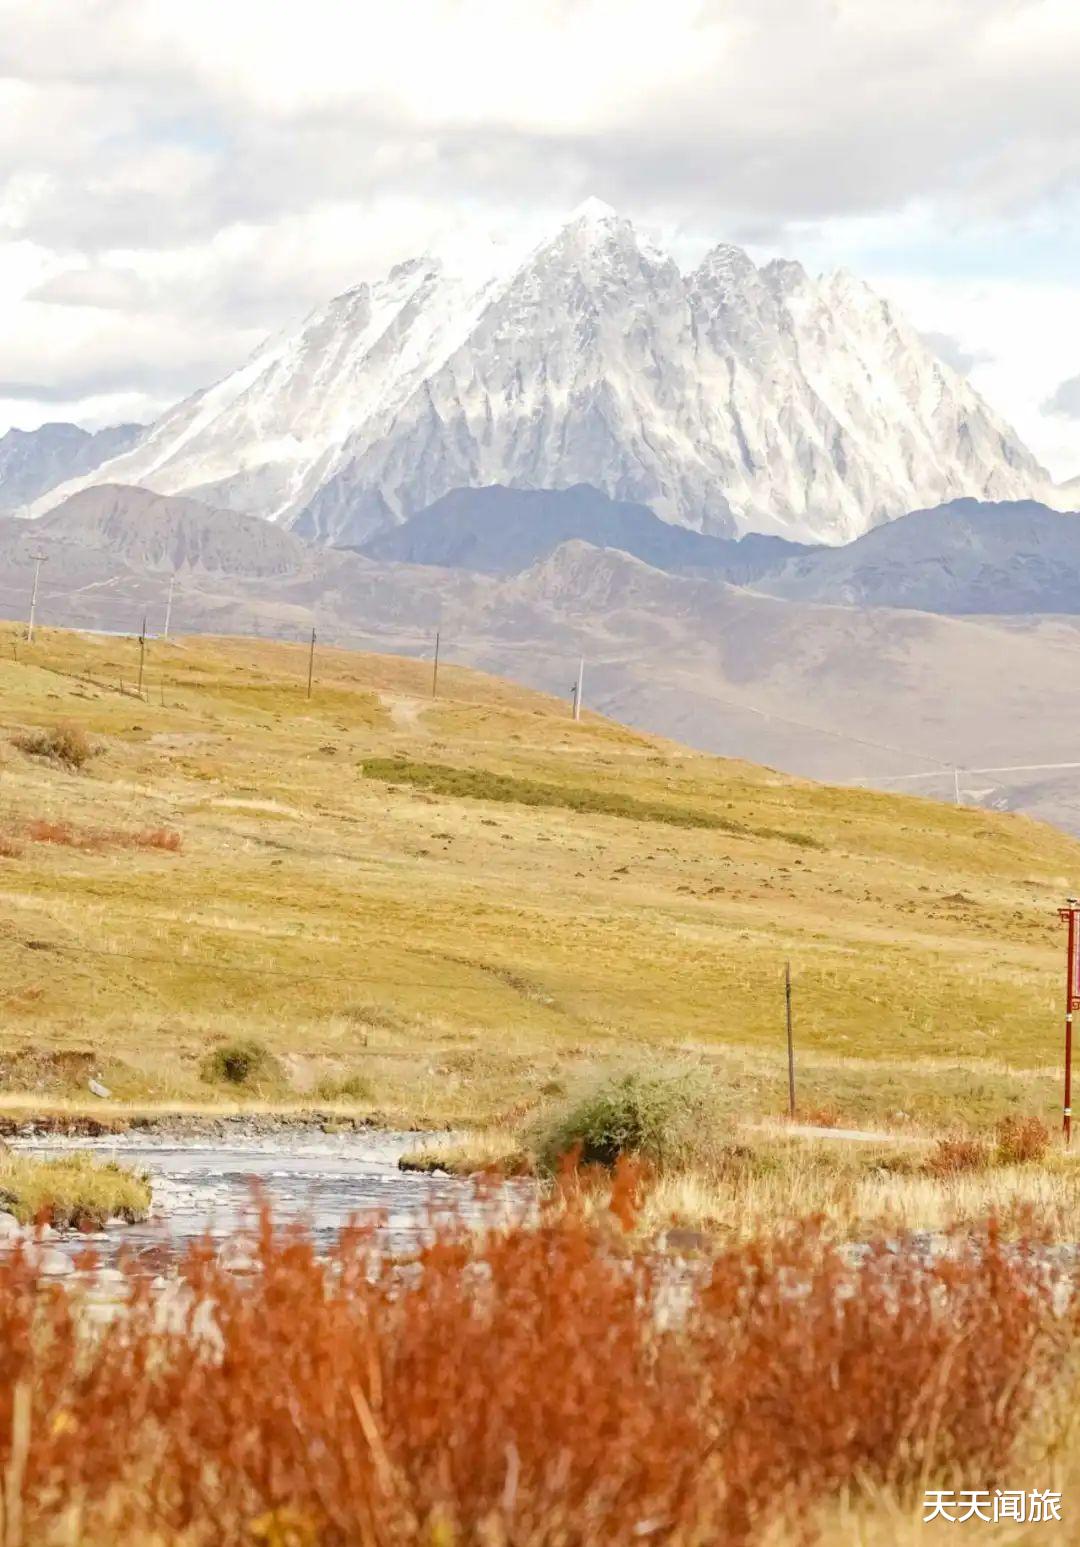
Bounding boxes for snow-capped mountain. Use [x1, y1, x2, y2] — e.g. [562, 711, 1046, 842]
[0, 420, 143, 512]
[31, 200, 1051, 544]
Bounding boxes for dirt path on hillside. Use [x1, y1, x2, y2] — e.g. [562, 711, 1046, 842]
[750, 1120, 924, 1144]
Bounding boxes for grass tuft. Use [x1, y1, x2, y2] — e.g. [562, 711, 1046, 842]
[925, 1133, 990, 1177]
[13, 722, 94, 770]
[0, 1150, 151, 1227]
[313, 1072, 376, 1104]
[995, 1114, 1051, 1165]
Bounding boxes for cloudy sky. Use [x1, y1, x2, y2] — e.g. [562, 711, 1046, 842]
[2, 0, 1080, 477]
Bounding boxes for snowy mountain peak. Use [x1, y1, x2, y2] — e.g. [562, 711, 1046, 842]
[28, 204, 1052, 545]
[566, 195, 619, 225]
[760, 257, 811, 295]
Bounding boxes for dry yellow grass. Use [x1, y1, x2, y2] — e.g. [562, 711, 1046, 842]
[401, 1123, 1080, 1244]
[0, 1150, 151, 1226]
[0, 620, 1077, 1130]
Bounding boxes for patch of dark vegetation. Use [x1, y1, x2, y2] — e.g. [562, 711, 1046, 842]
[17, 820, 182, 853]
[362, 758, 820, 848]
[925, 1134, 990, 1177]
[200, 1038, 284, 1091]
[922, 1116, 1052, 1178]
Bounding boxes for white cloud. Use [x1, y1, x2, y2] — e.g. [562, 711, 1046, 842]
[1, 0, 1079, 477]
[1044, 375, 1080, 420]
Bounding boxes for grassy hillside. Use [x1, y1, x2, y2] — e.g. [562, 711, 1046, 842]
[0, 621, 1075, 1130]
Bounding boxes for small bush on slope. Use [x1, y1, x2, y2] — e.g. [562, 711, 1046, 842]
[13, 722, 94, 770]
[200, 1038, 283, 1091]
[535, 1066, 725, 1173]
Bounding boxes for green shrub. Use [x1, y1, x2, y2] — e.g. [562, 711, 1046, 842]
[14, 722, 94, 770]
[535, 1067, 725, 1174]
[201, 1038, 282, 1090]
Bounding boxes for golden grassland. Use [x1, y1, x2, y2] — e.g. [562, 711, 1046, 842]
[0, 619, 1078, 1133]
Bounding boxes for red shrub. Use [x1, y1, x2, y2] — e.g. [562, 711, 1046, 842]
[996, 1115, 1051, 1165]
[132, 827, 182, 852]
[21, 820, 181, 854]
[925, 1133, 990, 1177]
[25, 818, 95, 849]
[0, 1200, 1071, 1545]
[801, 1105, 841, 1129]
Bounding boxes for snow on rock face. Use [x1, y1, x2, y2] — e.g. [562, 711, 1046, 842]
[33, 205, 1050, 545]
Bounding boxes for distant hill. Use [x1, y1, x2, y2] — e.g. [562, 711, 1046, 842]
[32, 484, 314, 578]
[0, 422, 143, 512]
[357, 484, 812, 578]
[10, 492, 1080, 837]
[759, 498, 1080, 613]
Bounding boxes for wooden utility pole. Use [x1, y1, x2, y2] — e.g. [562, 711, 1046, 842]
[137, 616, 147, 698]
[785, 960, 797, 1119]
[26, 553, 47, 642]
[307, 627, 316, 699]
[572, 656, 585, 722]
[432, 630, 441, 698]
[1060, 899, 1080, 1144]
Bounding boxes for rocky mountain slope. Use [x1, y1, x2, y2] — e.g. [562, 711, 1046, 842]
[31, 484, 314, 578]
[28, 202, 1049, 545]
[358, 483, 811, 578]
[0, 421, 142, 512]
[757, 497, 1080, 612]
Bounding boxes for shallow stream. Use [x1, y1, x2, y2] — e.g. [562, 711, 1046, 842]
[10, 1128, 530, 1271]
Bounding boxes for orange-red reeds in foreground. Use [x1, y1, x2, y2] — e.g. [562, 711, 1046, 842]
[0, 1176, 1074, 1545]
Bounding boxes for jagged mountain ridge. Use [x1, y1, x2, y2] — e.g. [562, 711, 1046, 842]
[29, 201, 1049, 545]
[0, 420, 143, 512]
